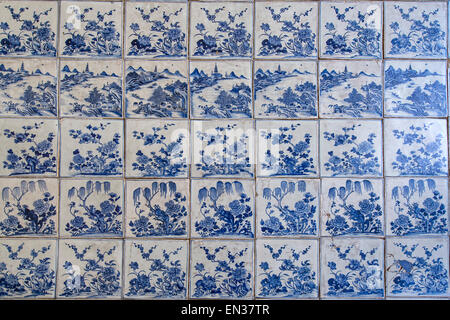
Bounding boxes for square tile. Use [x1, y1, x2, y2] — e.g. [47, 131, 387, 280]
[60, 1, 122, 57]
[60, 119, 124, 177]
[320, 237, 384, 298]
[191, 179, 254, 239]
[60, 59, 123, 118]
[254, 1, 318, 59]
[384, 60, 447, 117]
[0, 178, 58, 237]
[384, 118, 448, 176]
[319, 60, 383, 118]
[190, 240, 253, 299]
[125, 179, 189, 238]
[320, 120, 383, 177]
[60, 179, 124, 237]
[190, 60, 252, 119]
[190, 2, 253, 58]
[254, 61, 317, 119]
[384, 2, 447, 58]
[385, 177, 448, 236]
[125, 119, 189, 178]
[0, 119, 58, 177]
[320, 178, 384, 236]
[125, 1, 187, 58]
[125, 59, 188, 118]
[386, 237, 449, 297]
[257, 120, 318, 177]
[124, 239, 188, 299]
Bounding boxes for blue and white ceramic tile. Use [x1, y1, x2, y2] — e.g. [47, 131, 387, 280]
[257, 120, 318, 177]
[0, 178, 58, 237]
[191, 120, 254, 178]
[60, 59, 123, 118]
[320, 237, 384, 299]
[0, 59, 57, 117]
[254, 61, 317, 119]
[0, 1, 57, 57]
[384, 60, 447, 117]
[0, 239, 57, 298]
[125, 59, 188, 118]
[319, 60, 382, 118]
[124, 239, 188, 299]
[0, 118, 58, 177]
[191, 179, 254, 239]
[189, 2, 253, 58]
[125, 119, 189, 178]
[320, 1, 382, 59]
[320, 178, 384, 237]
[190, 60, 252, 119]
[190, 240, 254, 299]
[386, 237, 449, 297]
[256, 178, 319, 238]
[60, 1, 122, 57]
[60, 119, 124, 177]
[57, 239, 122, 298]
[385, 177, 448, 236]
[384, 118, 448, 177]
[60, 179, 123, 238]
[254, 1, 318, 59]
[255, 239, 319, 299]
[125, 179, 189, 238]
[319, 120, 383, 177]
[125, 1, 187, 58]
[384, 2, 447, 59]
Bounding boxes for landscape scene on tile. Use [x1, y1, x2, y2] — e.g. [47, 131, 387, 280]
[1, 0, 450, 300]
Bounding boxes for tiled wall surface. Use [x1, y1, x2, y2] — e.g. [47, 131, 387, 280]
[0, 0, 449, 300]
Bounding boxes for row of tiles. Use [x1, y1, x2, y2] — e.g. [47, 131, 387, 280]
[1, 59, 450, 119]
[0, 118, 447, 177]
[0, 176, 448, 238]
[0, 237, 448, 299]
[1, 1, 450, 60]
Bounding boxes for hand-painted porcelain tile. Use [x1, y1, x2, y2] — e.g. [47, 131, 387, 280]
[384, 118, 448, 176]
[190, 240, 253, 299]
[125, 179, 189, 238]
[191, 179, 254, 239]
[320, 237, 384, 299]
[320, 178, 384, 237]
[319, 60, 383, 118]
[254, 1, 318, 59]
[0, 1, 57, 57]
[60, 1, 122, 57]
[57, 239, 122, 298]
[125, 60, 188, 118]
[124, 239, 188, 299]
[320, 120, 383, 177]
[257, 120, 318, 177]
[125, 119, 189, 178]
[191, 120, 254, 178]
[0, 119, 58, 177]
[384, 2, 447, 59]
[320, 2, 382, 59]
[125, 1, 187, 58]
[190, 60, 252, 119]
[386, 237, 449, 297]
[60, 59, 123, 118]
[255, 239, 319, 299]
[384, 60, 447, 117]
[385, 177, 448, 236]
[0, 239, 57, 298]
[60, 179, 124, 238]
[254, 61, 317, 119]
[190, 2, 253, 58]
